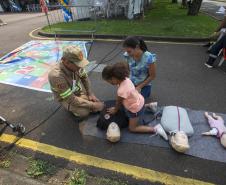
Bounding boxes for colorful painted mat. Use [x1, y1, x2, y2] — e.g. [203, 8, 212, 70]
[0, 40, 87, 92]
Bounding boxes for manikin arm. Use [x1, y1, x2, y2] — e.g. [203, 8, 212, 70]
[202, 128, 218, 136]
[212, 113, 224, 122]
[204, 112, 216, 123]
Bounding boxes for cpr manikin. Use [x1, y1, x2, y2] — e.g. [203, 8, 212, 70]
[203, 112, 226, 148]
[106, 122, 121, 143]
[160, 106, 194, 153]
[170, 131, 190, 153]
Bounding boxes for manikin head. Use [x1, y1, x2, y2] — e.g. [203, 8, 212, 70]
[220, 133, 226, 148]
[106, 122, 121, 143]
[170, 131, 190, 153]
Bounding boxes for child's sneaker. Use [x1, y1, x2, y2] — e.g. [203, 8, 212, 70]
[204, 63, 213, 68]
[154, 124, 168, 140]
[145, 102, 158, 113]
[205, 57, 215, 69]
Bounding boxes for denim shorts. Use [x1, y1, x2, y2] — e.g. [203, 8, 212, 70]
[141, 85, 152, 99]
[124, 106, 145, 118]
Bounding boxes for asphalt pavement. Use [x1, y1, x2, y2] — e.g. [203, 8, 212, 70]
[0, 9, 226, 185]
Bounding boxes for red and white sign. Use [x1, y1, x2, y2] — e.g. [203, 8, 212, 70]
[40, 0, 48, 14]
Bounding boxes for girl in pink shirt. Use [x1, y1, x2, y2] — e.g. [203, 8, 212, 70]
[102, 62, 168, 139]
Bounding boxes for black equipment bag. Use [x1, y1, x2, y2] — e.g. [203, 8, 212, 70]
[96, 107, 129, 130]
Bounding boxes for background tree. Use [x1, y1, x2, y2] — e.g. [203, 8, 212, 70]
[181, 0, 187, 8]
[187, 0, 203, 16]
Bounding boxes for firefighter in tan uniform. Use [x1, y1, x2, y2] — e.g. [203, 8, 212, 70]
[48, 46, 104, 118]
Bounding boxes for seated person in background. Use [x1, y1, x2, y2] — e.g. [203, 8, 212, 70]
[205, 34, 226, 68]
[205, 16, 226, 48]
[102, 62, 168, 140]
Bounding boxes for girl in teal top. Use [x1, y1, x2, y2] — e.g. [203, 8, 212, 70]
[123, 36, 156, 99]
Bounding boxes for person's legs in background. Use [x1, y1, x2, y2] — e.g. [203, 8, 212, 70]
[141, 85, 152, 99]
[0, 19, 7, 26]
[205, 35, 226, 68]
[217, 29, 226, 41]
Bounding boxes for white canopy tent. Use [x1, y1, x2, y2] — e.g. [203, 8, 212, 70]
[70, 0, 152, 20]
[69, 0, 92, 20]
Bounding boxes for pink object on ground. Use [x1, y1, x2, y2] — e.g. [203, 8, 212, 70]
[206, 113, 226, 138]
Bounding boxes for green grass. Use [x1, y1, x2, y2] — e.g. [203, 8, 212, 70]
[42, 0, 218, 38]
[0, 150, 17, 168]
[66, 169, 129, 185]
[68, 169, 87, 185]
[26, 159, 55, 178]
[0, 159, 11, 168]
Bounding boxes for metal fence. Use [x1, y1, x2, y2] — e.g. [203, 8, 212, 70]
[26, 4, 41, 12]
[45, 5, 97, 40]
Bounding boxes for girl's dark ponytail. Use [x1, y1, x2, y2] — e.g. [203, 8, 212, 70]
[123, 36, 148, 52]
[138, 37, 148, 52]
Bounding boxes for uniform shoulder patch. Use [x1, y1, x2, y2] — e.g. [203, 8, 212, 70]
[57, 83, 67, 89]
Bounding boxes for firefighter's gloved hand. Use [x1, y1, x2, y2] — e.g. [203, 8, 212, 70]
[88, 94, 100, 102]
[107, 107, 118, 115]
[92, 102, 104, 112]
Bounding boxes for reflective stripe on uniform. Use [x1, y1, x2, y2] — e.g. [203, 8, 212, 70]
[61, 91, 73, 99]
[60, 88, 73, 99]
[72, 82, 82, 93]
[209, 54, 217, 59]
[79, 68, 88, 78]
